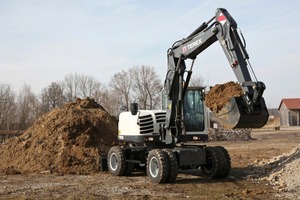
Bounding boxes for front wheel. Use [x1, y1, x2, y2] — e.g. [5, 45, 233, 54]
[147, 149, 170, 183]
[162, 149, 178, 183]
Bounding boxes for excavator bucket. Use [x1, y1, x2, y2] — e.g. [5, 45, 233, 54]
[214, 96, 269, 129]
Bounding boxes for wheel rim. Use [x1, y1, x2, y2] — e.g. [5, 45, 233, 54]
[149, 157, 159, 178]
[203, 154, 213, 173]
[109, 153, 118, 171]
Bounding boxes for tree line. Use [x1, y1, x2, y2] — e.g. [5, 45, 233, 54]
[0, 65, 163, 131]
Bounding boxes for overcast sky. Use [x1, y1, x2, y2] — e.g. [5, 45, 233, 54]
[0, 0, 299, 108]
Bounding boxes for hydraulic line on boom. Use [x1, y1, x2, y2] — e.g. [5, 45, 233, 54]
[164, 8, 268, 135]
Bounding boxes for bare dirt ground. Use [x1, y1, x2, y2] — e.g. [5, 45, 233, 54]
[1, 129, 299, 200]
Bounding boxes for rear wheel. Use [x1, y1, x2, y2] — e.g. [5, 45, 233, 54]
[201, 146, 222, 179]
[108, 146, 127, 176]
[215, 146, 231, 178]
[147, 149, 170, 183]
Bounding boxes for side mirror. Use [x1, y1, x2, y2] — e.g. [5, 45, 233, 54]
[130, 103, 138, 115]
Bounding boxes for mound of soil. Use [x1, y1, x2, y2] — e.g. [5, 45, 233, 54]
[0, 98, 118, 175]
[205, 81, 243, 113]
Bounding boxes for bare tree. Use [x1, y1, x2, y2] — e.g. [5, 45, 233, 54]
[0, 83, 16, 130]
[39, 82, 65, 114]
[77, 75, 102, 98]
[17, 84, 38, 130]
[100, 89, 124, 117]
[61, 73, 106, 103]
[109, 65, 162, 113]
[61, 74, 79, 102]
[109, 70, 132, 111]
[189, 74, 205, 87]
[130, 65, 162, 110]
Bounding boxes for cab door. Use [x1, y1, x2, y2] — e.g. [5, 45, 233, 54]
[183, 88, 206, 132]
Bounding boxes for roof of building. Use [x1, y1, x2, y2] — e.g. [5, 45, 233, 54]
[279, 98, 300, 110]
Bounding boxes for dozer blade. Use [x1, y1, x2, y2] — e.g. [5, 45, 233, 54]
[214, 96, 269, 129]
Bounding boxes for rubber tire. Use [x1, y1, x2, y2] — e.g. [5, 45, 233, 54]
[214, 146, 231, 178]
[107, 146, 127, 176]
[162, 149, 178, 183]
[147, 149, 170, 183]
[201, 146, 223, 179]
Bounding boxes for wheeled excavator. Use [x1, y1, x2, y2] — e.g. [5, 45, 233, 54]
[103, 8, 269, 183]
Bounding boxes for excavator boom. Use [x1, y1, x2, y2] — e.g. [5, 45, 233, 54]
[164, 8, 268, 135]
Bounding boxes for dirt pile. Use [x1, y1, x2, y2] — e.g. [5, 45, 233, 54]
[208, 128, 252, 141]
[205, 81, 243, 113]
[247, 145, 300, 199]
[0, 98, 118, 175]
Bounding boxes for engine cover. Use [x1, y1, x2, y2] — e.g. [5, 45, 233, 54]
[118, 110, 168, 143]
